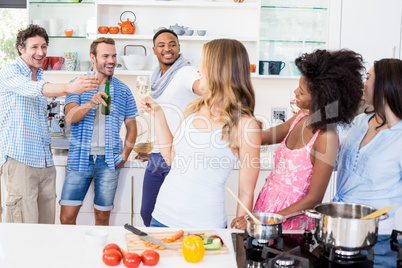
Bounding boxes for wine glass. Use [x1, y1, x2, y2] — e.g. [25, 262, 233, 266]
[87, 70, 98, 79]
[290, 90, 300, 115]
[136, 75, 151, 114]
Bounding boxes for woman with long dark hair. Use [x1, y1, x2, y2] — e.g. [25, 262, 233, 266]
[334, 58, 402, 231]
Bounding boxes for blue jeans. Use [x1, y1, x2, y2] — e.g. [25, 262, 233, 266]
[140, 153, 171, 226]
[150, 217, 168, 228]
[59, 155, 120, 211]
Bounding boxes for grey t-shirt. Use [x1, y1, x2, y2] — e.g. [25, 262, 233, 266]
[90, 84, 106, 155]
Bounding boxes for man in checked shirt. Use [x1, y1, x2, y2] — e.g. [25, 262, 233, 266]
[0, 24, 98, 224]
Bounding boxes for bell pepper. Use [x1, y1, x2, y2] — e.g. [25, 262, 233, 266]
[182, 235, 205, 263]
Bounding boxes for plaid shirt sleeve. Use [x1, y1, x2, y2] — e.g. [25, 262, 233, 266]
[0, 63, 46, 97]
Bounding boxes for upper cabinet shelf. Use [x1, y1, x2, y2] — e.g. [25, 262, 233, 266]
[97, 34, 258, 42]
[261, 5, 327, 10]
[29, 1, 95, 4]
[97, 0, 259, 8]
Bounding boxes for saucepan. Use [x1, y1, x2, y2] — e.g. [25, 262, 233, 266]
[245, 211, 305, 243]
[305, 202, 388, 250]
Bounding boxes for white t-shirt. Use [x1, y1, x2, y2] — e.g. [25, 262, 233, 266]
[151, 65, 199, 153]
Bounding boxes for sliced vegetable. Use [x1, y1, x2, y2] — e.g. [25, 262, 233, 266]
[202, 238, 222, 250]
[182, 235, 205, 263]
[208, 235, 224, 246]
[187, 232, 205, 236]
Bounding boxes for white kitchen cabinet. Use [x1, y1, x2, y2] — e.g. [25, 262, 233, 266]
[340, 0, 402, 67]
[132, 167, 146, 227]
[55, 165, 133, 226]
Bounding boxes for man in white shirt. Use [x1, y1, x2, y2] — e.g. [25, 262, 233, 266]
[140, 29, 202, 226]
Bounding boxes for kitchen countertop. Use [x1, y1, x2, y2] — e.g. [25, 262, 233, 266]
[0, 222, 398, 268]
[0, 223, 241, 268]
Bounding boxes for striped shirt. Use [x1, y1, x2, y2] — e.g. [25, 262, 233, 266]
[66, 76, 138, 172]
[0, 57, 52, 168]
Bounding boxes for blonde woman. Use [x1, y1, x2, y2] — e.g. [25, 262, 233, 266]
[141, 39, 261, 229]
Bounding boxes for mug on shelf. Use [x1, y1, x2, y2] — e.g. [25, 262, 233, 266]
[41, 57, 50, 70]
[50, 57, 65, 70]
[259, 60, 286, 75]
[64, 52, 78, 71]
[109, 26, 119, 34]
[98, 26, 109, 34]
[64, 29, 74, 37]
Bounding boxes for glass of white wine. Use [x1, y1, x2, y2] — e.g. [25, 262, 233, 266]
[136, 75, 151, 114]
[290, 90, 300, 115]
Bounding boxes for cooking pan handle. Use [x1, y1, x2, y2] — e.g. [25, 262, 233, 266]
[379, 213, 389, 221]
[305, 209, 322, 219]
[283, 211, 306, 221]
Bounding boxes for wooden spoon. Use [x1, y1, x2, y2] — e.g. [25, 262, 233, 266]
[227, 188, 262, 224]
[361, 204, 397, 219]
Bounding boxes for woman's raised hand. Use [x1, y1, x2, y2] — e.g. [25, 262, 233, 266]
[140, 96, 161, 116]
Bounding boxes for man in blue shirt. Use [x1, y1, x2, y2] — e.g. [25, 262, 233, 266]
[0, 24, 98, 223]
[59, 37, 138, 226]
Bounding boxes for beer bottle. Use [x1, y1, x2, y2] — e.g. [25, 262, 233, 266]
[101, 81, 111, 115]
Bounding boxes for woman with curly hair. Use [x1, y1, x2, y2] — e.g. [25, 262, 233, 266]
[239, 49, 365, 230]
[140, 39, 262, 228]
[333, 58, 402, 232]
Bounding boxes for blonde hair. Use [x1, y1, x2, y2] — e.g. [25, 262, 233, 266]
[185, 39, 259, 148]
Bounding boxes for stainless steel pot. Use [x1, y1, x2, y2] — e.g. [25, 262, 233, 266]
[305, 202, 388, 250]
[245, 211, 305, 243]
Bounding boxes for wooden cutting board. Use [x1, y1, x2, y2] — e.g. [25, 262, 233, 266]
[125, 230, 230, 257]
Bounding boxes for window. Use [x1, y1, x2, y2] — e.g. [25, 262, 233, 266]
[0, 8, 27, 68]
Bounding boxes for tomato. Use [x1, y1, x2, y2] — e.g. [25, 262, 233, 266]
[103, 243, 121, 254]
[123, 252, 142, 268]
[102, 249, 122, 266]
[141, 250, 160, 266]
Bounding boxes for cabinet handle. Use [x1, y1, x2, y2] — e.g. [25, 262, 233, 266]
[131, 175, 134, 226]
[392, 46, 396, 58]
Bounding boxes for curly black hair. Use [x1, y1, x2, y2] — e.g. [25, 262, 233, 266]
[295, 49, 365, 133]
[15, 24, 49, 56]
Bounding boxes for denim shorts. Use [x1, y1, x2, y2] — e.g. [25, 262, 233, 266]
[59, 155, 120, 211]
[150, 217, 168, 228]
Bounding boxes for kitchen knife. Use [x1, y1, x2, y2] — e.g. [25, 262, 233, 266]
[124, 223, 178, 251]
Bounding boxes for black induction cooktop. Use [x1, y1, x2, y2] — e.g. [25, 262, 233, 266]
[232, 229, 402, 268]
